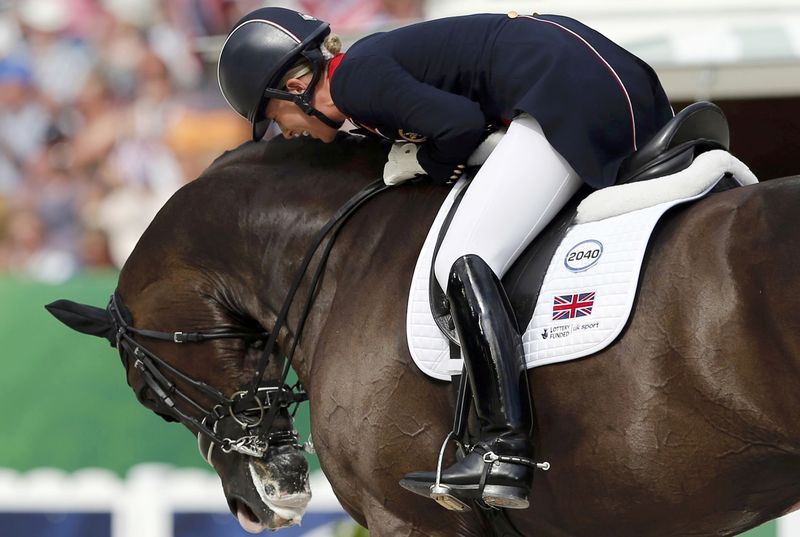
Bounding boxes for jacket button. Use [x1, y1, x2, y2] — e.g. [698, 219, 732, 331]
[508, 11, 518, 18]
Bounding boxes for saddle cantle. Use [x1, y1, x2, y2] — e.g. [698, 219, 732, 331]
[617, 101, 730, 184]
[411, 103, 758, 380]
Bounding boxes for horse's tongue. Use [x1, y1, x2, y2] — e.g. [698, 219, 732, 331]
[236, 506, 265, 534]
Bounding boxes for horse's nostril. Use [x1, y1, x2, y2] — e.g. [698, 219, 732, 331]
[231, 497, 272, 534]
[229, 498, 260, 525]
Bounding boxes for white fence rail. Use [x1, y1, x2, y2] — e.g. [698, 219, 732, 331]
[0, 465, 352, 537]
[2, 465, 800, 536]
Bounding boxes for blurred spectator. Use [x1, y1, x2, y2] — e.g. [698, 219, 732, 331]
[276, 0, 423, 34]
[16, 0, 94, 108]
[0, 0, 423, 281]
[0, 55, 49, 194]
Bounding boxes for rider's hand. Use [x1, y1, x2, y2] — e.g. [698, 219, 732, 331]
[383, 143, 426, 186]
[467, 129, 506, 167]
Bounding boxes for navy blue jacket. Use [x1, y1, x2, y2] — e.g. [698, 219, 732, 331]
[329, 13, 673, 188]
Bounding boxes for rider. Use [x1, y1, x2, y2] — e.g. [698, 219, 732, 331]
[217, 7, 673, 510]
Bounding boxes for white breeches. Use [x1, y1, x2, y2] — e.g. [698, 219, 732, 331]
[434, 114, 583, 291]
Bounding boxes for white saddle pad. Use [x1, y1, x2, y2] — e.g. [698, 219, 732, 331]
[407, 150, 758, 380]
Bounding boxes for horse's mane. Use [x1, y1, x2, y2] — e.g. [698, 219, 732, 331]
[198, 133, 388, 189]
[120, 134, 390, 291]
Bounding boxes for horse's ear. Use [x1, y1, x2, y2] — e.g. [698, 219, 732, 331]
[45, 299, 117, 345]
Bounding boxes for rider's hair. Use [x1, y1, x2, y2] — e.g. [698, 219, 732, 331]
[279, 34, 342, 88]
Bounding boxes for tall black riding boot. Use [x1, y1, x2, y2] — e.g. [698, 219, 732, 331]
[400, 254, 535, 510]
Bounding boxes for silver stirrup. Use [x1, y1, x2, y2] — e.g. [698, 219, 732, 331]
[429, 432, 470, 512]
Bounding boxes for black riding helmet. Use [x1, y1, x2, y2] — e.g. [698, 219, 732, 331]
[217, 7, 343, 140]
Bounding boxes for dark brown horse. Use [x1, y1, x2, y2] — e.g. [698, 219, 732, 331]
[50, 134, 800, 536]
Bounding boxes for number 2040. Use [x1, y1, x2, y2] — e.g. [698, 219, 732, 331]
[567, 249, 601, 262]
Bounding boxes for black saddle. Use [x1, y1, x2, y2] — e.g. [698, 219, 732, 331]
[430, 102, 733, 338]
[616, 101, 730, 184]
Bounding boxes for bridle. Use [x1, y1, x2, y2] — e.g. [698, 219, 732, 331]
[108, 178, 389, 458]
[108, 292, 300, 457]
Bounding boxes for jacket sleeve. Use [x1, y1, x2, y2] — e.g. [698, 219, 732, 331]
[331, 54, 486, 184]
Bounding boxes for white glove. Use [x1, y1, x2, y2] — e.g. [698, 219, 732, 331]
[467, 129, 507, 167]
[383, 143, 426, 186]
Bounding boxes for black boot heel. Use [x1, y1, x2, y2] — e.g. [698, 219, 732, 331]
[478, 451, 549, 509]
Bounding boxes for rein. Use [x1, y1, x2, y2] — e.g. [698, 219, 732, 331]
[245, 177, 390, 444]
[111, 178, 390, 457]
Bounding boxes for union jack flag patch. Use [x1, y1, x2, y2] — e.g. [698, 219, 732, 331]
[552, 292, 596, 320]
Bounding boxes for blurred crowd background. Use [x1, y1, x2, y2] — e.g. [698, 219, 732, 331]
[1, 0, 798, 284]
[0, 0, 423, 283]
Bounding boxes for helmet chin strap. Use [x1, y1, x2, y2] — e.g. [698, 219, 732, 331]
[293, 92, 344, 130]
[264, 48, 344, 131]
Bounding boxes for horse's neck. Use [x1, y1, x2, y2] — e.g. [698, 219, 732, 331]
[236, 186, 359, 352]
[286, 183, 447, 388]
[238, 178, 396, 379]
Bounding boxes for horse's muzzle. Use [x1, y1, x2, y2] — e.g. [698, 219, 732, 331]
[237, 444, 310, 529]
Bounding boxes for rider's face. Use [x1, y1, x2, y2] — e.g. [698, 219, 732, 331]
[265, 98, 339, 143]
